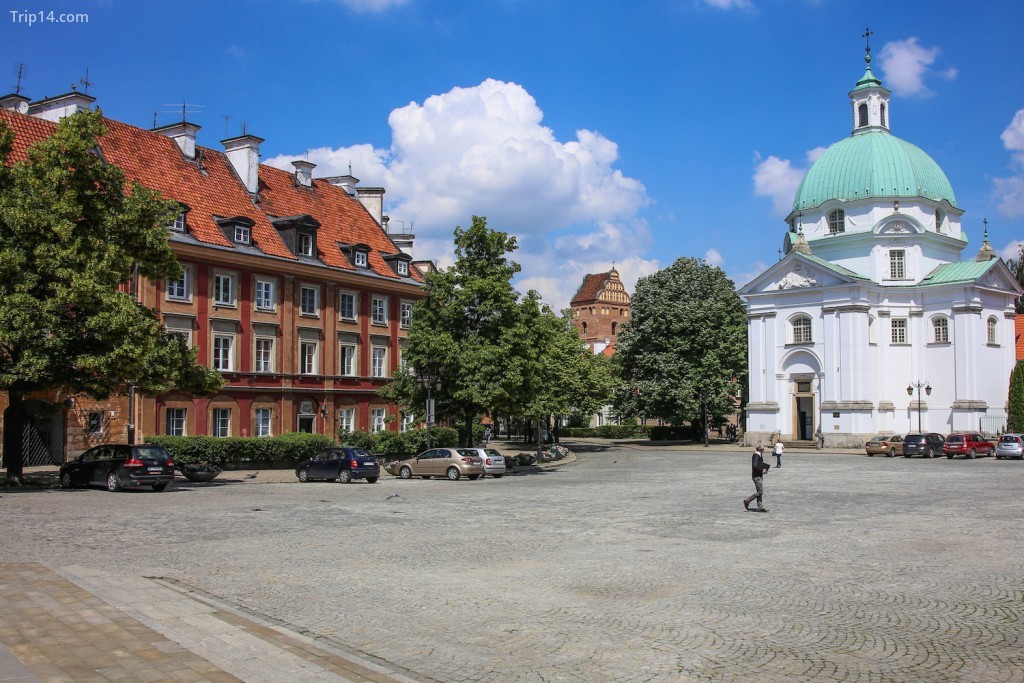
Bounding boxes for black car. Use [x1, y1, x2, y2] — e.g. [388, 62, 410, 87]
[902, 433, 945, 458]
[296, 447, 380, 483]
[60, 444, 175, 492]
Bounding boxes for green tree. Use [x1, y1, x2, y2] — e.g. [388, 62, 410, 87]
[612, 256, 746, 432]
[0, 111, 223, 482]
[380, 217, 527, 446]
[1008, 362, 1024, 433]
[1007, 244, 1024, 314]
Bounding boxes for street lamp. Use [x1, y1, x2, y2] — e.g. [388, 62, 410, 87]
[907, 381, 932, 433]
[416, 375, 442, 449]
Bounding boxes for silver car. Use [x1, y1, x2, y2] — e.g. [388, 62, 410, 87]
[995, 434, 1024, 459]
[461, 447, 506, 478]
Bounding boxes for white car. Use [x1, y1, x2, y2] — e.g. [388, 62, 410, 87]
[462, 448, 506, 478]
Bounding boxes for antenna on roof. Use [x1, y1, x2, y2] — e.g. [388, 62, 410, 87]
[152, 111, 157, 128]
[160, 98, 205, 123]
[348, 160, 353, 175]
[13, 63, 26, 95]
[222, 114, 232, 137]
[241, 120, 248, 135]
[78, 67, 93, 95]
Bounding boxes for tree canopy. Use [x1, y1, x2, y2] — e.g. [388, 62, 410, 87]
[0, 110, 223, 478]
[612, 256, 746, 427]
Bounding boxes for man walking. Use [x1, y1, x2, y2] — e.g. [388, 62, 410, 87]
[774, 440, 784, 468]
[743, 445, 771, 512]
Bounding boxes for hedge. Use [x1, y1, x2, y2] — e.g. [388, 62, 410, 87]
[648, 426, 693, 441]
[560, 425, 649, 439]
[337, 427, 459, 456]
[144, 433, 334, 467]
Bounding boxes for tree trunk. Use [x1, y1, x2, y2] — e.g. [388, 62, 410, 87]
[3, 391, 27, 485]
[464, 414, 474, 447]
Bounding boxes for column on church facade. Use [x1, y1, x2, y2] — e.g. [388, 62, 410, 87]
[821, 307, 838, 404]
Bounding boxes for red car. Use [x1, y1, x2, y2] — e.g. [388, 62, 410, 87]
[943, 433, 994, 459]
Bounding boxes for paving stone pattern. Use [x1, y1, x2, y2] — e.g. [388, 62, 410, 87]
[2, 445, 1023, 682]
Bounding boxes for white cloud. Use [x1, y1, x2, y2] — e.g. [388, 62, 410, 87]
[329, 0, 411, 12]
[729, 260, 770, 289]
[704, 248, 724, 267]
[994, 109, 1024, 218]
[698, 0, 755, 9]
[265, 79, 651, 310]
[225, 44, 245, 59]
[751, 147, 825, 216]
[878, 38, 954, 98]
[999, 240, 1023, 262]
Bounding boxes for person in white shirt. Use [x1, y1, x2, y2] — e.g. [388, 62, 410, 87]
[774, 441, 784, 468]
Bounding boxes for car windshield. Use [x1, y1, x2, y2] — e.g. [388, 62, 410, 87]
[869, 436, 887, 442]
[134, 447, 169, 462]
[484, 449, 501, 457]
[351, 448, 369, 456]
[904, 436, 923, 443]
[946, 435, 964, 443]
[999, 435, 1020, 443]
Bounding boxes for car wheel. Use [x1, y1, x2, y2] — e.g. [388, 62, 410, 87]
[297, 468, 310, 482]
[60, 471, 72, 489]
[887, 448, 896, 458]
[337, 469, 352, 484]
[446, 467, 461, 481]
[106, 472, 122, 492]
[366, 477, 378, 484]
[968, 449, 976, 459]
[926, 446, 934, 458]
[152, 482, 169, 492]
[399, 466, 412, 479]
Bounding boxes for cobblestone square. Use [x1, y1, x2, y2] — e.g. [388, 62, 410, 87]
[2, 444, 1023, 682]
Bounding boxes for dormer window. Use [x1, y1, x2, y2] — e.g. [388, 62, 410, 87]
[828, 209, 845, 234]
[169, 212, 187, 233]
[397, 261, 408, 276]
[233, 224, 251, 244]
[298, 233, 314, 257]
[355, 251, 368, 268]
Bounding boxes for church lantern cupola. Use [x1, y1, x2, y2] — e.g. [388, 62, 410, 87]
[849, 28, 891, 135]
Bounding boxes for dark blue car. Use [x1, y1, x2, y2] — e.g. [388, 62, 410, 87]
[295, 447, 380, 483]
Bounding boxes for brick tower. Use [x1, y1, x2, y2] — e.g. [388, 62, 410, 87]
[569, 267, 631, 355]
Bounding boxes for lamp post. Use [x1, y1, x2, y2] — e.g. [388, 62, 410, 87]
[907, 381, 931, 433]
[416, 375, 442, 449]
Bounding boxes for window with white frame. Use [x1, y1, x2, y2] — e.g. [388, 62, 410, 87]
[828, 209, 845, 234]
[298, 232, 314, 257]
[372, 296, 387, 325]
[212, 334, 234, 371]
[338, 408, 355, 433]
[792, 316, 812, 344]
[932, 317, 950, 343]
[300, 285, 319, 316]
[164, 318, 193, 347]
[300, 340, 319, 375]
[233, 224, 251, 244]
[339, 291, 357, 320]
[255, 279, 275, 311]
[166, 267, 191, 301]
[891, 318, 908, 345]
[400, 302, 413, 328]
[340, 343, 357, 376]
[371, 408, 386, 433]
[889, 250, 906, 279]
[168, 212, 186, 233]
[372, 347, 387, 378]
[212, 408, 231, 437]
[166, 408, 186, 436]
[988, 316, 998, 345]
[255, 408, 272, 437]
[397, 261, 409, 276]
[401, 412, 415, 432]
[355, 251, 368, 267]
[213, 273, 235, 306]
[255, 337, 274, 373]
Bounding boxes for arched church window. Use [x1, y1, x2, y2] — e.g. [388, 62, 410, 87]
[932, 316, 949, 344]
[988, 317, 998, 345]
[792, 315, 812, 344]
[581, 321, 588, 336]
[858, 103, 868, 128]
[880, 103, 886, 128]
[828, 209, 845, 234]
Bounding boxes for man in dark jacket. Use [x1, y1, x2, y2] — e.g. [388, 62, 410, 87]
[743, 445, 770, 512]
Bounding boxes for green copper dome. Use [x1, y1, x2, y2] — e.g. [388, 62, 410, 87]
[792, 130, 957, 211]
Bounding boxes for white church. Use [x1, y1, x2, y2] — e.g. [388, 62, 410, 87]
[739, 46, 1022, 448]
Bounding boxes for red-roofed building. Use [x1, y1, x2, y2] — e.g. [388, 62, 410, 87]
[1, 92, 425, 462]
[569, 267, 631, 355]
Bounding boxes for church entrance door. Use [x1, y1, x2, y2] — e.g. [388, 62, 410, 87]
[792, 379, 815, 441]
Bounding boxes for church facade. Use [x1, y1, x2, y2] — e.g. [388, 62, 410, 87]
[739, 49, 1021, 447]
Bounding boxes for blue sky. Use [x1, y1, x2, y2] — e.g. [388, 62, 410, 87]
[5, 0, 1024, 309]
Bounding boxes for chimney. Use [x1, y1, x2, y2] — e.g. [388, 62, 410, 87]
[291, 159, 315, 188]
[222, 133, 264, 194]
[324, 173, 359, 197]
[0, 93, 30, 114]
[153, 121, 201, 159]
[355, 186, 385, 226]
[27, 91, 96, 122]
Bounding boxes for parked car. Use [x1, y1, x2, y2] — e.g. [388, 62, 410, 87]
[460, 447, 506, 478]
[295, 447, 380, 483]
[995, 433, 1024, 459]
[902, 433, 946, 458]
[393, 448, 484, 480]
[943, 433, 995, 459]
[59, 444, 175, 492]
[865, 434, 904, 457]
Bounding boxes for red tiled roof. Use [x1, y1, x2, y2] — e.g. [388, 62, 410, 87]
[1, 108, 417, 280]
[1016, 315, 1024, 362]
[571, 272, 609, 305]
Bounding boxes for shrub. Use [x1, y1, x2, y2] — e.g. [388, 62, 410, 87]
[338, 430, 375, 450]
[560, 425, 649, 439]
[145, 433, 333, 467]
[1009, 362, 1024, 432]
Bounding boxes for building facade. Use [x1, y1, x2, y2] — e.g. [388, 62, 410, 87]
[1, 90, 424, 463]
[570, 267, 631, 356]
[739, 50, 1022, 447]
